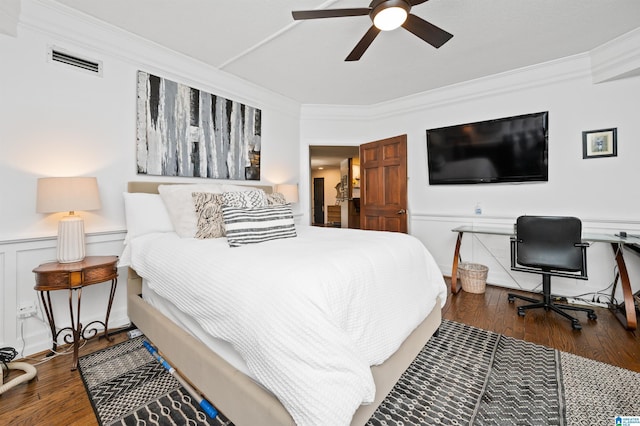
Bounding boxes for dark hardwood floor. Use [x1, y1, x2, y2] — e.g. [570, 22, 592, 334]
[1, 283, 638, 425]
[442, 283, 640, 373]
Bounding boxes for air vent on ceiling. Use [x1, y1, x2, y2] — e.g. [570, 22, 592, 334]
[48, 47, 102, 76]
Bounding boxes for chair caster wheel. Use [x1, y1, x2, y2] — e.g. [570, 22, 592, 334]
[588, 313, 598, 320]
[517, 309, 525, 317]
[508, 295, 515, 303]
[572, 322, 582, 330]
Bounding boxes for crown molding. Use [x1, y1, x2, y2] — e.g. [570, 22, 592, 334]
[590, 26, 640, 83]
[19, 0, 301, 118]
[0, 0, 20, 37]
[301, 54, 591, 122]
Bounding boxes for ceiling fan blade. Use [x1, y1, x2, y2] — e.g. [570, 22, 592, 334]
[292, 8, 370, 20]
[408, 0, 429, 5]
[402, 14, 453, 48]
[345, 26, 381, 61]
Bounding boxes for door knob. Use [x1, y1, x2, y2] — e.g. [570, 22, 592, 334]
[397, 209, 406, 215]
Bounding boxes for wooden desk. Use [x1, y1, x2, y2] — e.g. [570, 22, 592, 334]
[33, 255, 119, 370]
[450, 226, 638, 330]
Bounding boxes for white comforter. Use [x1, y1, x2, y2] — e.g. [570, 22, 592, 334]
[129, 225, 446, 426]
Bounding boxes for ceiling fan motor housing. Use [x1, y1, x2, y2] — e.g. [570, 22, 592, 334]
[370, 0, 411, 22]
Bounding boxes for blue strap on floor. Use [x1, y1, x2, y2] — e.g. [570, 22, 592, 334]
[143, 340, 218, 419]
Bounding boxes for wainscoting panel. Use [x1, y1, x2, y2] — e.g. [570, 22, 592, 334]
[0, 252, 6, 345]
[1, 231, 128, 357]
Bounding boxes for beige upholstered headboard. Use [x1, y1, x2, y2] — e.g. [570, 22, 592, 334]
[125, 181, 274, 279]
[127, 181, 273, 194]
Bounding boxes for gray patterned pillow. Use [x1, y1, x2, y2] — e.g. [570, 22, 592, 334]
[266, 192, 287, 205]
[192, 192, 226, 239]
[222, 190, 267, 208]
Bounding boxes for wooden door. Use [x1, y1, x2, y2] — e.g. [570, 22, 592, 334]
[360, 135, 408, 233]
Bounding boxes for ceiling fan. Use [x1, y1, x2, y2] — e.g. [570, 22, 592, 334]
[292, 0, 453, 61]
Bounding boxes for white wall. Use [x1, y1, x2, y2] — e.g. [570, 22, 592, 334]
[0, 0, 300, 356]
[300, 53, 640, 301]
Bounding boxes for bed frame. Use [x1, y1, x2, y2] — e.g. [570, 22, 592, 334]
[126, 181, 442, 425]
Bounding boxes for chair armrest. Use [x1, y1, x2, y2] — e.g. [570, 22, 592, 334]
[577, 242, 589, 278]
[510, 236, 517, 269]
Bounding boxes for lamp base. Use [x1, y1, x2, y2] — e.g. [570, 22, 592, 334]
[57, 215, 85, 263]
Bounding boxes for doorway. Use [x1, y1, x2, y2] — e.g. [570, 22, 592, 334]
[309, 145, 360, 228]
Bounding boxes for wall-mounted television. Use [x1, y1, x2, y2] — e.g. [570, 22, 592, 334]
[426, 111, 549, 185]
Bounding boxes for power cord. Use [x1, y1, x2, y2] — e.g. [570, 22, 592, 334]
[15, 297, 132, 366]
[19, 320, 26, 358]
[565, 260, 620, 306]
[0, 347, 18, 380]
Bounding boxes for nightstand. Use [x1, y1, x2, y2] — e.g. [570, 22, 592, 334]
[33, 255, 119, 370]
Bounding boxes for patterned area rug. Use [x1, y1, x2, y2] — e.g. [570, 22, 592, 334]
[78, 336, 232, 426]
[79, 321, 640, 425]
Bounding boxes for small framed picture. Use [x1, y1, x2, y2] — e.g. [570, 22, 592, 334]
[582, 128, 617, 159]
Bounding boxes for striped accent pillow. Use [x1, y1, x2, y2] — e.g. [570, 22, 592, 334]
[222, 204, 296, 247]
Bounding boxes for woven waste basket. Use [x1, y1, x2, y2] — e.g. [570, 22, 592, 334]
[459, 262, 488, 294]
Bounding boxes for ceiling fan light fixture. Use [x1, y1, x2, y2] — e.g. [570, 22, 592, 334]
[374, 7, 407, 30]
[372, 0, 410, 31]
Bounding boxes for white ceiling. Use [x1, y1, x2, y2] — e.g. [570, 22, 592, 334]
[53, 0, 640, 105]
[310, 145, 360, 170]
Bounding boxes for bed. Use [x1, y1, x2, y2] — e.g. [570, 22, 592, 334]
[124, 181, 446, 426]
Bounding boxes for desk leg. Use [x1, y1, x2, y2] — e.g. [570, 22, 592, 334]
[451, 232, 464, 294]
[609, 243, 637, 330]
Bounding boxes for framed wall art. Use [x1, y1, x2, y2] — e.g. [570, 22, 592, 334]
[136, 71, 261, 180]
[582, 128, 617, 159]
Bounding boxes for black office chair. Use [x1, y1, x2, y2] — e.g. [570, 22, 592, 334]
[508, 216, 597, 330]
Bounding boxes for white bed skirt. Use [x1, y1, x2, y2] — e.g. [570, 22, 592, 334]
[142, 280, 257, 380]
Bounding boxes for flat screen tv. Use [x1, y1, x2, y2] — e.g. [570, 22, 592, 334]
[426, 111, 548, 185]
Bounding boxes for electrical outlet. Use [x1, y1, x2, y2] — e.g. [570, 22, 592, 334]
[127, 328, 143, 338]
[17, 304, 37, 319]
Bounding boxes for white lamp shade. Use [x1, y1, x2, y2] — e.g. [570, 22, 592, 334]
[36, 177, 101, 263]
[275, 184, 299, 204]
[36, 177, 101, 214]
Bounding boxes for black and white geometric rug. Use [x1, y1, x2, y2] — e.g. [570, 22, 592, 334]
[78, 336, 231, 426]
[79, 320, 640, 425]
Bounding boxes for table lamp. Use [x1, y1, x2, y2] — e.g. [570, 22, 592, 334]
[275, 184, 299, 204]
[36, 177, 101, 263]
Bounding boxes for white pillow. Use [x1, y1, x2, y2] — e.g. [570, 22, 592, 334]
[121, 193, 174, 267]
[158, 184, 226, 237]
[123, 193, 174, 241]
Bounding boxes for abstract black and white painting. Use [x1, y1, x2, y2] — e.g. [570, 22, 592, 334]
[136, 71, 261, 180]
